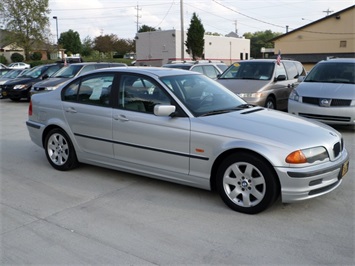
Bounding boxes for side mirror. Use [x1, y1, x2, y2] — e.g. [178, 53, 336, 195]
[154, 105, 176, 117]
[275, 74, 286, 81]
[42, 74, 49, 80]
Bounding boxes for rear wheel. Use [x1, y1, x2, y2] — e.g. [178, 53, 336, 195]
[216, 152, 279, 214]
[44, 128, 79, 171]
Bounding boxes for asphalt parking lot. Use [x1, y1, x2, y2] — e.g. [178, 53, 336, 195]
[1, 99, 354, 265]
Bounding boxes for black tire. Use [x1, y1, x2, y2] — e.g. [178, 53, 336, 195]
[216, 152, 279, 214]
[10, 97, 21, 102]
[265, 96, 276, 109]
[44, 128, 79, 171]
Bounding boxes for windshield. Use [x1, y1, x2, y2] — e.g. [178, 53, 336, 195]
[305, 62, 355, 84]
[52, 65, 83, 78]
[160, 74, 247, 116]
[2, 70, 21, 78]
[21, 65, 48, 78]
[219, 62, 274, 81]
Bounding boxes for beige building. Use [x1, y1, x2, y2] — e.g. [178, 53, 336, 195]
[272, 5, 355, 70]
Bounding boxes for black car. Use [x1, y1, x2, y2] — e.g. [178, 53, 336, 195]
[31, 62, 127, 96]
[1, 63, 64, 101]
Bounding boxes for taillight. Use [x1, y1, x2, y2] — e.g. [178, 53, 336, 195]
[28, 100, 32, 116]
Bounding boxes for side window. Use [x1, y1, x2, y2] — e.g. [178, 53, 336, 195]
[283, 61, 298, 80]
[191, 65, 204, 75]
[295, 62, 306, 76]
[275, 63, 287, 79]
[119, 75, 171, 113]
[63, 73, 114, 107]
[79, 65, 96, 76]
[203, 65, 219, 79]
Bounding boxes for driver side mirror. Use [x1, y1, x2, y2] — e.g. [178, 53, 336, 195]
[42, 74, 49, 80]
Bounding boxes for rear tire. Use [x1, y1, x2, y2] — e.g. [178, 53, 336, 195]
[216, 152, 279, 214]
[44, 128, 79, 171]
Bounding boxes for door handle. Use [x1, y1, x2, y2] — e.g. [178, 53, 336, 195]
[64, 107, 77, 113]
[113, 114, 129, 121]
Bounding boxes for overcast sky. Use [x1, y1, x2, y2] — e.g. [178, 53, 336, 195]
[49, 0, 354, 42]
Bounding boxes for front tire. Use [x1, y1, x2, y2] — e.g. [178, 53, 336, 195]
[44, 128, 79, 171]
[216, 152, 279, 214]
[265, 96, 276, 109]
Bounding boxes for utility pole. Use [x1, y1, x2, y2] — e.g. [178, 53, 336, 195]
[323, 8, 333, 16]
[180, 0, 184, 60]
[135, 4, 142, 33]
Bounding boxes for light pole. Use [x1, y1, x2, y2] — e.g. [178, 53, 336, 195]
[53, 16, 58, 44]
[53, 16, 59, 59]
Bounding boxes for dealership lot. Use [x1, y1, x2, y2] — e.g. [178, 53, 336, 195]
[1, 99, 354, 265]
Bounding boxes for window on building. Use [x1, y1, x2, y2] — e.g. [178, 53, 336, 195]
[340, 41, 347, 48]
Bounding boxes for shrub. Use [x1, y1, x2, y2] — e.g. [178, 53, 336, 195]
[11, 53, 24, 62]
[31, 52, 42, 61]
[0, 55, 7, 65]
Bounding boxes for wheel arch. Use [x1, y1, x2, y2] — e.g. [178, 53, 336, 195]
[210, 148, 281, 193]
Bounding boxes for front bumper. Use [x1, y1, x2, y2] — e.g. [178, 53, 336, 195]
[288, 100, 355, 125]
[276, 148, 349, 203]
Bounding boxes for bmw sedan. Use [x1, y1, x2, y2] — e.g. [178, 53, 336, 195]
[26, 67, 349, 214]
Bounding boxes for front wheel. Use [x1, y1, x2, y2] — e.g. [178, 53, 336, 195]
[216, 152, 279, 214]
[265, 96, 276, 109]
[44, 128, 79, 171]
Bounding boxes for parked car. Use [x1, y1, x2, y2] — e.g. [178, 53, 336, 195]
[0, 63, 9, 69]
[288, 58, 355, 125]
[26, 67, 349, 214]
[1, 63, 64, 101]
[0, 69, 29, 98]
[163, 60, 227, 79]
[31, 62, 127, 96]
[8, 62, 31, 69]
[217, 59, 306, 110]
[0, 68, 12, 77]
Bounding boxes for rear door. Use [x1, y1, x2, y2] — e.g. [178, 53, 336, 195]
[62, 72, 116, 158]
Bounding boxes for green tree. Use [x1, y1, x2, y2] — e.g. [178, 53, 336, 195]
[58, 29, 82, 55]
[138, 25, 156, 33]
[243, 30, 282, 59]
[11, 52, 24, 62]
[1, 0, 50, 60]
[115, 38, 135, 56]
[81, 36, 94, 57]
[185, 12, 205, 60]
[93, 34, 119, 58]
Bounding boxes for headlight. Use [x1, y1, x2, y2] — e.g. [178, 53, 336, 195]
[238, 92, 262, 98]
[286, 147, 329, 164]
[46, 86, 59, 91]
[14, 84, 29, 90]
[289, 90, 299, 101]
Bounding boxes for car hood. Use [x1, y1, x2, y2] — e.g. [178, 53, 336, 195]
[4, 77, 39, 85]
[296, 82, 355, 98]
[217, 79, 270, 93]
[192, 107, 340, 151]
[34, 77, 69, 87]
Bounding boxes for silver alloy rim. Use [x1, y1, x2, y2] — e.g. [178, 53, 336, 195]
[47, 133, 69, 166]
[266, 100, 274, 109]
[223, 162, 266, 207]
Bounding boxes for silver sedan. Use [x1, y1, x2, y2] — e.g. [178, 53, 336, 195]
[26, 67, 350, 214]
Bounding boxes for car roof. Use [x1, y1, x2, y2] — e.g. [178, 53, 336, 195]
[318, 58, 355, 64]
[91, 66, 199, 77]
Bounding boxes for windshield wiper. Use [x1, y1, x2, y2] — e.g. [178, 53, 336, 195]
[199, 105, 255, 117]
